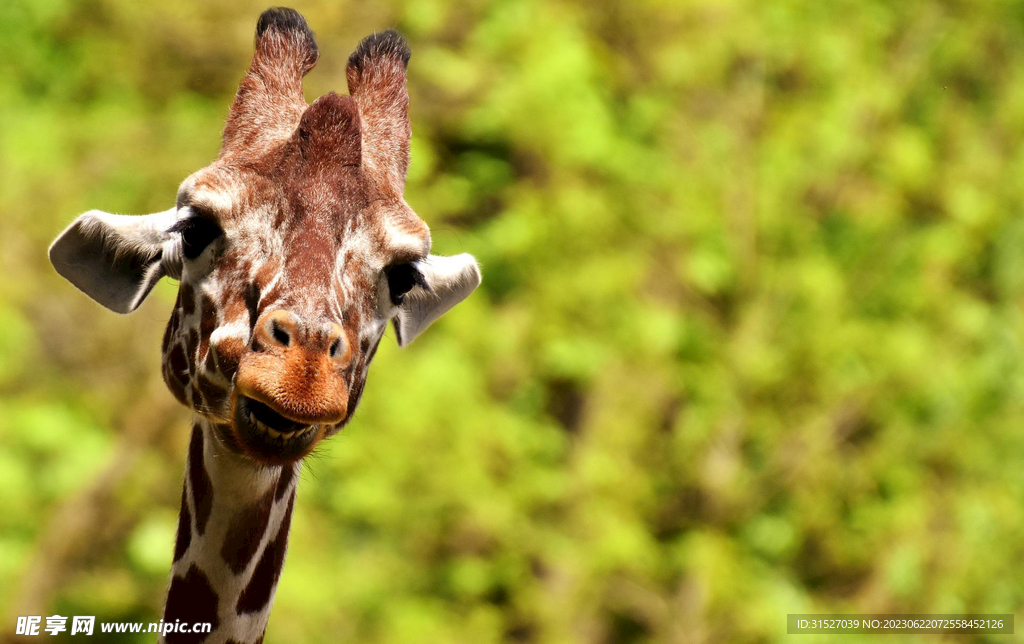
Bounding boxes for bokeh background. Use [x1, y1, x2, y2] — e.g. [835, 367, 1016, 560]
[3, 0, 1024, 642]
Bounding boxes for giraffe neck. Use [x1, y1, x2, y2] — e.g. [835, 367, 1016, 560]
[160, 419, 298, 644]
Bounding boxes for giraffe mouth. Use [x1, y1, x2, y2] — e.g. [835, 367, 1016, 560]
[233, 395, 320, 462]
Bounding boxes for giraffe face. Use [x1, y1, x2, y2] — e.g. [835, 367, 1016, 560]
[160, 153, 432, 464]
[49, 11, 480, 465]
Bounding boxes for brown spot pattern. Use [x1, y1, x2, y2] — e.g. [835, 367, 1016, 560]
[163, 367, 186, 406]
[180, 282, 195, 317]
[203, 349, 219, 376]
[213, 336, 245, 381]
[173, 484, 192, 563]
[163, 564, 220, 643]
[162, 300, 181, 353]
[236, 490, 295, 614]
[168, 343, 189, 386]
[221, 485, 275, 574]
[197, 375, 227, 406]
[188, 425, 213, 535]
[193, 387, 207, 412]
[275, 463, 296, 501]
[252, 260, 279, 291]
[198, 294, 217, 360]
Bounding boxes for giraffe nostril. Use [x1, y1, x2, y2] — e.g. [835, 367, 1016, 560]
[326, 324, 348, 362]
[271, 320, 290, 347]
[256, 310, 300, 351]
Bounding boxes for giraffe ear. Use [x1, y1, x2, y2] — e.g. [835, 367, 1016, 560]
[393, 254, 481, 347]
[49, 208, 181, 314]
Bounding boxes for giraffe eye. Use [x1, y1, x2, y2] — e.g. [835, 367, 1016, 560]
[172, 216, 222, 260]
[385, 263, 425, 306]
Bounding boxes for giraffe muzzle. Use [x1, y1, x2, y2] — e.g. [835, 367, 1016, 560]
[232, 395, 324, 463]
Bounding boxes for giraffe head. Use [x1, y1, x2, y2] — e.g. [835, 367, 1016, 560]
[49, 8, 480, 465]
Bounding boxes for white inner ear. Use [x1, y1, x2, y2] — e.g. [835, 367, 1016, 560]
[49, 208, 180, 314]
[393, 253, 481, 346]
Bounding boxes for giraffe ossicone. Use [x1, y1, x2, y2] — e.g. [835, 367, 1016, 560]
[49, 7, 480, 643]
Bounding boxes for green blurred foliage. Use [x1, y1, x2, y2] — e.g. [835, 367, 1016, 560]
[2, 0, 1024, 642]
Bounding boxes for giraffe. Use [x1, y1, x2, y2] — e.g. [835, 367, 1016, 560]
[48, 8, 480, 643]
